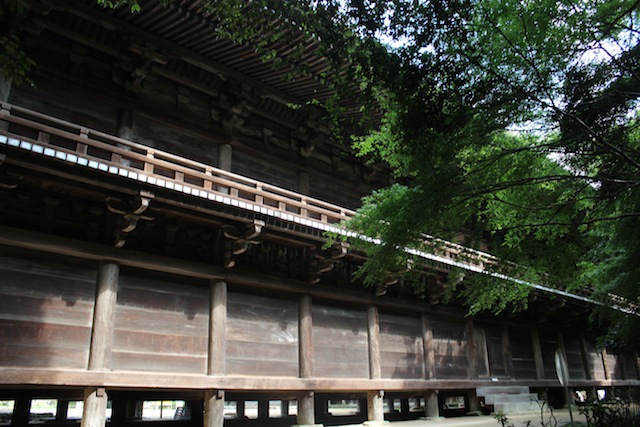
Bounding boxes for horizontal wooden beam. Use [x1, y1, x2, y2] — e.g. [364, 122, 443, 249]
[0, 225, 225, 280]
[2, 368, 638, 392]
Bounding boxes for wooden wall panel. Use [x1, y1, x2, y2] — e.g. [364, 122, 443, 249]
[379, 313, 424, 379]
[583, 340, 606, 380]
[226, 293, 298, 377]
[113, 275, 209, 374]
[0, 255, 95, 369]
[484, 326, 506, 378]
[231, 151, 299, 194]
[539, 332, 558, 380]
[510, 328, 536, 379]
[604, 351, 623, 380]
[622, 353, 639, 380]
[564, 338, 586, 379]
[431, 319, 468, 379]
[312, 304, 369, 378]
[9, 82, 119, 135]
[131, 113, 219, 168]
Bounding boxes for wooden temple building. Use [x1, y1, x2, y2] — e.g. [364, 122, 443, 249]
[0, 1, 638, 426]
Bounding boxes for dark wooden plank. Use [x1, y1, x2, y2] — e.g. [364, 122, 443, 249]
[113, 330, 208, 356]
[485, 326, 506, 378]
[431, 319, 469, 379]
[583, 339, 606, 380]
[379, 313, 423, 380]
[510, 328, 536, 380]
[111, 350, 207, 374]
[312, 304, 369, 379]
[564, 338, 586, 380]
[226, 292, 298, 377]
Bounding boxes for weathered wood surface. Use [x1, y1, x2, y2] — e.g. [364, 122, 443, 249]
[583, 339, 607, 380]
[564, 337, 587, 380]
[509, 328, 537, 379]
[539, 332, 559, 380]
[226, 292, 298, 377]
[484, 326, 506, 378]
[0, 255, 95, 369]
[431, 319, 468, 379]
[312, 304, 369, 378]
[112, 274, 209, 373]
[379, 313, 424, 379]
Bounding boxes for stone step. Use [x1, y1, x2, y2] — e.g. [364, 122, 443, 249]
[484, 393, 539, 405]
[476, 386, 530, 397]
[494, 401, 543, 414]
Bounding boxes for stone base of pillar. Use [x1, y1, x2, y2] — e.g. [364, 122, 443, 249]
[363, 421, 389, 426]
[421, 416, 445, 421]
[290, 424, 324, 427]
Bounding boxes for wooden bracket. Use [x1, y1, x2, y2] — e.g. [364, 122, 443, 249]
[0, 154, 20, 189]
[307, 241, 349, 284]
[106, 190, 155, 248]
[222, 219, 265, 268]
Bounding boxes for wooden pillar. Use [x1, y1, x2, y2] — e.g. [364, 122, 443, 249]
[204, 390, 225, 427]
[81, 388, 108, 427]
[423, 390, 439, 419]
[421, 315, 435, 379]
[579, 336, 592, 380]
[218, 144, 232, 171]
[295, 296, 321, 426]
[601, 348, 611, 380]
[367, 306, 382, 380]
[299, 295, 313, 379]
[531, 327, 545, 380]
[366, 391, 385, 425]
[208, 280, 227, 375]
[366, 306, 384, 424]
[466, 320, 478, 379]
[298, 171, 310, 195]
[502, 325, 515, 378]
[634, 353, 640, 380]
[12, 393, 31, 426]
[88, 261, 119, 371]
[204, 281, 226, 427]
[294, 392, 321, 427]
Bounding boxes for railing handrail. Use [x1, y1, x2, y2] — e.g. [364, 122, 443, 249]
[0, 102, 354, 223]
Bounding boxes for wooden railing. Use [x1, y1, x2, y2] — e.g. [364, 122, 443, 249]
[0, 102, 353, 228]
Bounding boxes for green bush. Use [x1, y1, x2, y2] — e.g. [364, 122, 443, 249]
[580, 399, 640, 427]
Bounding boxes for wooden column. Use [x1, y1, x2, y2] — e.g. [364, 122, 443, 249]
[299, 295, 313, 379]
[218, 144, 232, 171]
[81, 388, 108, 427]
[465, 320, 478, 379]
[88, 261, 119, 371]
[298, 171, 310, 195]
[208, 280, 227, 375]
[423, 390, 439, 419]
[367, 306, 382, 380]
[295, 392, 320, 427]
[295, 296, 321, 426]
[421, 315, 435, 379]
[366, 306, 384, 424]
[634, 353, 640, 380]
[601, 348, 611, 380]
[502, 325, 515, 378]
[204, 281, 226, 427]
[204, 390, 225, 427]
[579, 336, 592, 380]
[531, 327, 545, 380]
[367, 391, 385, 425]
